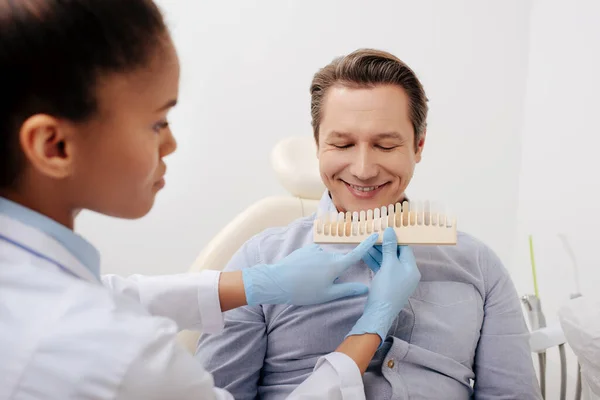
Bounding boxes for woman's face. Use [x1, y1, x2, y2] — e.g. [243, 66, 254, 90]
[67, 39, 181, 219]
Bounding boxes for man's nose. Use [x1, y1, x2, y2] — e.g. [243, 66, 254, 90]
[348, 146, 378, 181]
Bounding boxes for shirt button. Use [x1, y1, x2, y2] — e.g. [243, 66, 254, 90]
[387, 359, 395, 369]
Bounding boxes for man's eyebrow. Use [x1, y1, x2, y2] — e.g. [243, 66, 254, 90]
[155, 99, 178, 113]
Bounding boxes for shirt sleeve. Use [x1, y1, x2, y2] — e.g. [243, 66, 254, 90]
[102, 270, 224, 333]
[287, 352, 365, 400]
[473, 244, 543, 400]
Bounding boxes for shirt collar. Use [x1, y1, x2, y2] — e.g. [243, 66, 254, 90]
[0, 196, 100, 279]
[317, 190, 339, 215]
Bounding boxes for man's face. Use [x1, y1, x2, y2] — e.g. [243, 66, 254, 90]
[317, 84, 425, 213]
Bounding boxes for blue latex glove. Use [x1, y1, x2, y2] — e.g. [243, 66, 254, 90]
[362, 245, 385, 273]
[242, 233, 379, 306]
[348, 227, 421, 342]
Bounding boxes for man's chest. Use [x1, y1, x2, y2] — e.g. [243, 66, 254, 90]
[262, 277, 484, 374]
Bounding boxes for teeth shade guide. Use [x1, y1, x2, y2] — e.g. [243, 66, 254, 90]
[314, 201, 457, 244]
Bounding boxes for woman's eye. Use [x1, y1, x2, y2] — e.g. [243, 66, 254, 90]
[152, 120, 169, 133]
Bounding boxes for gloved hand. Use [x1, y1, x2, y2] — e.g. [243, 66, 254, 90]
[242, 233, 379, 306]
[362, 245, 386, 273]
[348, 227, 421, 343]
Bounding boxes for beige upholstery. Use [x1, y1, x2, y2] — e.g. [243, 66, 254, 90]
[177, 136, 324, 353]
[186, 196, 319, 274]
[271, 136, 323, 200]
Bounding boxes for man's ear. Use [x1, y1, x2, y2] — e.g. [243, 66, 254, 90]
[415, 130, 426, 163]
[19, 114, 75, 180]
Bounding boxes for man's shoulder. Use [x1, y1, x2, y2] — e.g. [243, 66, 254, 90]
[456, 230, 504, 266]
[456, 230, 495, 254]
[415, 230, 505, 277]
[453, 231, 509, 283]
[413, 230, 511, 300]
[226, 214, 316, 269]
[416, 230, 493, 257]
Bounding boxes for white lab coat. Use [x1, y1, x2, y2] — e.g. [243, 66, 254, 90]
[0, 214, 366, 400]
[558, 296, 600, 397]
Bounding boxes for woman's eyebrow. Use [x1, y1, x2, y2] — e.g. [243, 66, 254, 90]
[155, 99, 178, 113]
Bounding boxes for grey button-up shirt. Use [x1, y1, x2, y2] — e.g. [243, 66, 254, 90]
[196, 193, 542, 399]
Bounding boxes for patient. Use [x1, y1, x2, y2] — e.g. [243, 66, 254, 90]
[196, 49, 542, 399]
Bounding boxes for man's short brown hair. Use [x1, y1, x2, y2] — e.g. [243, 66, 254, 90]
[310, 48, 428, 150]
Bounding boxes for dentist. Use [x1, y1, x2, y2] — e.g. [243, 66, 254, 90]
[0, 1, 421, 399]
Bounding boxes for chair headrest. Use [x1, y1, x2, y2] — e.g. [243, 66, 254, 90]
[271, 136, 325, 200]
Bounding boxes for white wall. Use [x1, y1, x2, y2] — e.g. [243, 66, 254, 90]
[76, 0, 533, 277]
[513, 0, 600, 396]
[515, 0, 600, 319]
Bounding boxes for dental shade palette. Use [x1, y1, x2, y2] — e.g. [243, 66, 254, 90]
[313, 200, 457, 245]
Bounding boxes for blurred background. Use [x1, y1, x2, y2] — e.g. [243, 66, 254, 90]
[76, 0, 599, 396]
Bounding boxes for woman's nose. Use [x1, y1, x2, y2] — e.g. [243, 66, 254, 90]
[160, 129, 177, 157]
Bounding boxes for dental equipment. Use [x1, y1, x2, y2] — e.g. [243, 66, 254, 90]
[521, 235, 576, 400]
[313, 200, 457, 245]
[558, 233, 584, 399]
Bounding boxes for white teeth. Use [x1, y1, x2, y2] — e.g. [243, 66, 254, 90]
[349, 184, 379, 192]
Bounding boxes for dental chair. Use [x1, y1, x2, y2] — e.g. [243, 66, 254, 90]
[176, 136, 325, 353]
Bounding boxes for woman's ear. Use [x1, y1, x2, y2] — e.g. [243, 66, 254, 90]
[19, 114, 76, 180]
